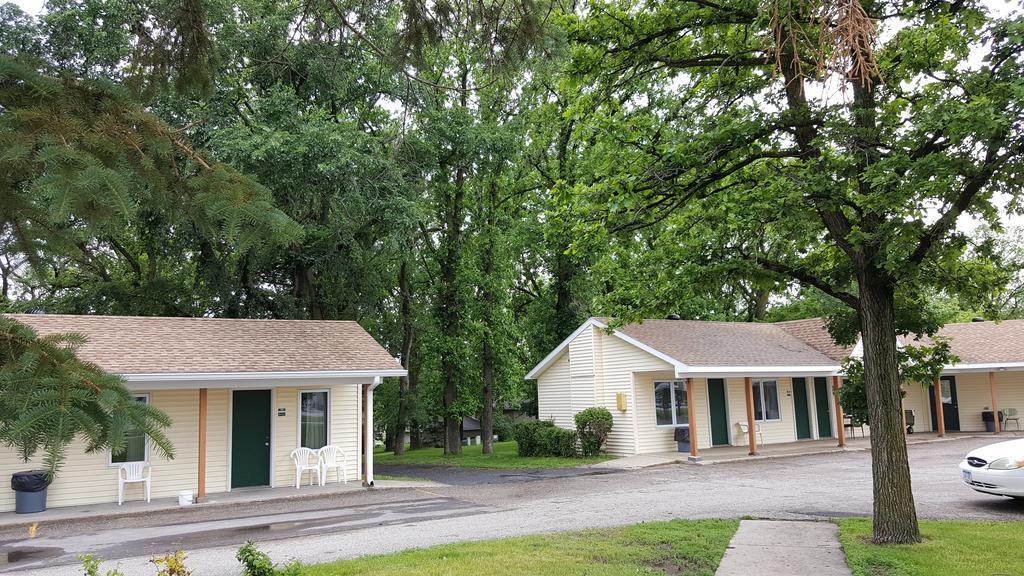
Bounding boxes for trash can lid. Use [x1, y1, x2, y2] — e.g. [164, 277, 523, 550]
[11, 470, 51, 493]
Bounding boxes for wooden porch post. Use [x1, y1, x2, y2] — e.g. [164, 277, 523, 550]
[685, 378, 699, 460]
[832, 376, 846, 448]
[197, 388, 207, 502]
[933, 377, 945, 437]
[744, 377, 758, 456]
[989, 371, 1000, 434]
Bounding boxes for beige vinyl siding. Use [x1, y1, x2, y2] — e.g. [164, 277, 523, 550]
[725, 378, 799, 446]
[692, 378, 713, 448]
[953, 373, 1004, 432]
[902, 382, 932, 433]
[272, 385, 360, 488]
[568, 325, 596, 414]
[0, 388, 230, 512]
[992, 372, 1024, 430]
[537, 354, 574, 428]
[0, 383, 363, 512]
[601, 336, 675, 455]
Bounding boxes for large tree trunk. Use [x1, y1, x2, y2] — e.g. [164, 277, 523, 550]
[858, 269, 921, 544]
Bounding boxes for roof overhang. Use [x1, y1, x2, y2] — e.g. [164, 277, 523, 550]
[123, 369, 406, 390]
[675, 366, 842, 379]
[941, 362, 1024, 374]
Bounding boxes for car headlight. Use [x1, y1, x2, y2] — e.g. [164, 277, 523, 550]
[988, 457, 1024, 470]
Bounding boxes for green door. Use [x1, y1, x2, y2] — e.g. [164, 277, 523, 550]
[792, 377, 812, 440]
[813, 377, 833, 438]
[707, 378, 730, 446]
[232, 390, 271, 488]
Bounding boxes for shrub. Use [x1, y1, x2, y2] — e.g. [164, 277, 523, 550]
[536, 425, 579, 457]
[151, 551, 191, 576]
[236, 542, 301, 576]
[514, 419, 554, 456]
[492, 413, 523, 442]
[575, 407, 614, 456]
[78, 554, 124, 576]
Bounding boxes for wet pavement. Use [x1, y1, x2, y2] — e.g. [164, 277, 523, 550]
[0, 436, 1021, 575]
[0, 495, 494, 572]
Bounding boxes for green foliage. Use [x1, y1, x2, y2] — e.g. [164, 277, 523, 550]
[513, 419, 554, 457]
[78, 554, 124, 576]
[574, 407, 614, 456]
[536, 426, 579, 458]
[516, 420, 578, 458]
[0, 317, 173, 475]
[838, 340, 958, 425]
[151, 551, 191, 576]
[235, 542, 301, 576]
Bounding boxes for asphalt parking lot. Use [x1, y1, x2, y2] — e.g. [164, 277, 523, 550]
[1, 436, 1020, 575]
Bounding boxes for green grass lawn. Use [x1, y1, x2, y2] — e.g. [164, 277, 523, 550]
[303, 519, 738, 576]
[374, 440, 615, 469]
[840, 518, 1024, 576]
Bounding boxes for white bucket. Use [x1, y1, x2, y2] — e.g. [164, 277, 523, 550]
[178, 490, 193, 506]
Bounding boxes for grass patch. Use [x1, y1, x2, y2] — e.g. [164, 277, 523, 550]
[839, 518, 1024, 576]
[303, 519, 738, 576]
[375, 475, 429, 482]
[374, 441, 614, 469]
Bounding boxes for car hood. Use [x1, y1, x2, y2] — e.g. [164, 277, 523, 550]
[965, 438, 1024, 462]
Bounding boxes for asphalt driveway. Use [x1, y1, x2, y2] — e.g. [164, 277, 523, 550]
[1, 436, 1020, 575]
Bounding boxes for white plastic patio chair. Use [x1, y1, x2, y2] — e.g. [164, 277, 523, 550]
[290, 447, 321, 488]
[737, 422, 764, 446]
[117, 462, 151, 505]
[317, 445, 349, 486]
[1005, 408, 1021, 431]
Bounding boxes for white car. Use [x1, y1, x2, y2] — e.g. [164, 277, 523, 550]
[960, 438, 1024, 499]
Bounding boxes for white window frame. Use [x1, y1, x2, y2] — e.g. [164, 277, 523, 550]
[297, 389, 331, 449]
[108, 393, 151, 466]
[752, 379, 782, 422]
[653, 380, 689, 428]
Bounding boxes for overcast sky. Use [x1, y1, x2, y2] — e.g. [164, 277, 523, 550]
[7, 0, 1023, 232]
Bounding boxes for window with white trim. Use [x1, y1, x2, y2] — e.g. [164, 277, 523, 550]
[110, 394, 149, 464]
[752, 379, 781, 421]
[300, 390, 329, 449]
[653, 380, 688, 427]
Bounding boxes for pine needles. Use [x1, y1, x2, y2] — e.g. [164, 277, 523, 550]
[0, 316, 174, 476]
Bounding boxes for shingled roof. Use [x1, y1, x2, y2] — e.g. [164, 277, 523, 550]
[930, 319, 1024, 364]
[611, 318, 838, 367]
[5, 314, 404, 375]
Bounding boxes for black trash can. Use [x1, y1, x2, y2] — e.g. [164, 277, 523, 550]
[674, 426, 691, 453]
[982, 410, 1006, 433]
[11, 471, 51, 514]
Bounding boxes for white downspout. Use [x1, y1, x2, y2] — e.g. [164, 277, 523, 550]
[366, 377, 381, 486]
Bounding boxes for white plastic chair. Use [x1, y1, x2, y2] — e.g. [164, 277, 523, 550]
[118, 462, 151, 505]
[290, 448, 321, 488]
[318, 446, 349, 486]
[1005, 408, 1021, 431]
[737, 422, 764, 446]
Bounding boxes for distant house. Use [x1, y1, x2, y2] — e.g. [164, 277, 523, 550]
[1, 314, 405, 512]
[526, 317, 1024, 456]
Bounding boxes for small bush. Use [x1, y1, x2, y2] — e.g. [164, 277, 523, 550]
[492, 413, 525, 441]
[236, 542, 301, 576]
[151, 551, 191, 576]
[575, 407, 614, 456]
[79, 554, 124, 576]
[513, 419, 555, 457]
[536, 425, 578, 457]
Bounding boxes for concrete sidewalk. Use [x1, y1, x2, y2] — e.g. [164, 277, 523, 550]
[715, 520, 851, 576]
